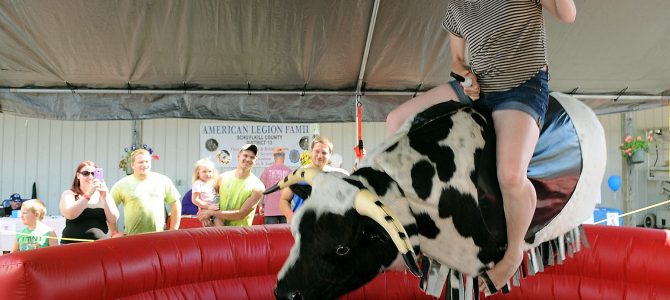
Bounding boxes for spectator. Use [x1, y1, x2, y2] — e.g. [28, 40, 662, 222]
[279, 136, 349, 223]
[60, 161, 120, 243]
[260, 147, 292, 224]
[3, 193, 23, 217]
[198, 144, 264, 227]
[174, 189, 206, 229]
[11, 199, 57, 252]
[111, 149, 181, 234]
[180, 190, 198, 215]
[191, 158, 222, 227]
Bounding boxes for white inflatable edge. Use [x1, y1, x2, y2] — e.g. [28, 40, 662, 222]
[529, 92, 607, 247]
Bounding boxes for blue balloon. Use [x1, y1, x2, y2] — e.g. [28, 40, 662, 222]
[607, 175, 622, 192]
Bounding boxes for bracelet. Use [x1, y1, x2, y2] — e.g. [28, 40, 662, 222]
[82, 194, 91, 201]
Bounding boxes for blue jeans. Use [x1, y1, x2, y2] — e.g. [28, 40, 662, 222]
[264, 215, 287, 224]
[449, 70, 549, 127]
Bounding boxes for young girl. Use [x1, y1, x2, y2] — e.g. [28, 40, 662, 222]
[11, 199, 58, 252]
[191, 159, 222, 227]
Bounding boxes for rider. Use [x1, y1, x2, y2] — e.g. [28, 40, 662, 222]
[385, 0, 576, 293]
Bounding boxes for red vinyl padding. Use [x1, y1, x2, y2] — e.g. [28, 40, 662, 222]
[491, 225, 670, 300]
[0, 225, 667, 299]
[0, 225, 430, 300]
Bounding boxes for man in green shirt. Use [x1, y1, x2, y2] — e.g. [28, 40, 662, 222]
[111, 149, 181, 234]
[199, 144, 264, 226]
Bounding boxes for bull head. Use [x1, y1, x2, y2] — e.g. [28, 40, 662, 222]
[264, 168, 421, 299]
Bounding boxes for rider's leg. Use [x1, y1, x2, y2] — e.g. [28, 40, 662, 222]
[481, 109, 540, 292]
[385, 83, 460, 137]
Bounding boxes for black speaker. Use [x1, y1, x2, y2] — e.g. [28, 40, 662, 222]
[643, 214, 657, 228]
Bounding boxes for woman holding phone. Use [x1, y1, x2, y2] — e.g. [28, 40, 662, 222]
[59, 161, 120, 244]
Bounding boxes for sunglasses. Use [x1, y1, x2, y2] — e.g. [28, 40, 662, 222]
[79, 171, 95, 176]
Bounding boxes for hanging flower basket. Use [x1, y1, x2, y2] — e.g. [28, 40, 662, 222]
[620, 134, 653, 165]
[629, 149, 645, 164]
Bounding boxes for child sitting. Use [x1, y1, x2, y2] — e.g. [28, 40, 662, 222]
[11, 199, 58, 252]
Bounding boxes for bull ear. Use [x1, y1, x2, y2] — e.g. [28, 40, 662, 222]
[353, 190, 422, 277]
[263, 167, 320, 195]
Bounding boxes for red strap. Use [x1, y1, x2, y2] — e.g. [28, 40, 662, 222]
[355, 100, 364, 159]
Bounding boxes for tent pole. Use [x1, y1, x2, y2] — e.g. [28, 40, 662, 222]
[355, 0, 380, 95]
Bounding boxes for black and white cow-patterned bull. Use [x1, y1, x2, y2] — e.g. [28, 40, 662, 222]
[266, 92, 606, 300]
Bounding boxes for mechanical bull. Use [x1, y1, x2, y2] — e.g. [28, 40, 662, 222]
[265, 92, 606, 299]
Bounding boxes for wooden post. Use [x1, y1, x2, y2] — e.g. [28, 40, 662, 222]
[132, 120, 142, 149]
[622, 112, 635, 226]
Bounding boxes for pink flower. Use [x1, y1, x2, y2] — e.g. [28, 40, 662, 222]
[648, 135, 654, 142]
[624, 135, 633, 142]
[624, 148, 632, 153]
[636, 136, 643, 141]
[152, 154, 160, 160]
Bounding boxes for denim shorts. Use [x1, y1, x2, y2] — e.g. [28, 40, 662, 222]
[448, 70, 549, 127]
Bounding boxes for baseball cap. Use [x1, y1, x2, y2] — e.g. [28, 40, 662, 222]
[273, 147, 286, 155]
[9, 193, 23, 203]
[239, 144, 258, 155]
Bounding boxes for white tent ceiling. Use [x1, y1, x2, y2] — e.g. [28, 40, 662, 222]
[0, 0, 668, 121]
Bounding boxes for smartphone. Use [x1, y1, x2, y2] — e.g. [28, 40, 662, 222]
[94, 168, 104, 180]
[450, 71, 472, 87]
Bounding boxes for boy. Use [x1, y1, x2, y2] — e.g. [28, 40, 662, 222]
[11, 199, 57, 252]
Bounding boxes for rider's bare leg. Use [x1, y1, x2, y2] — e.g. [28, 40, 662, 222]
[480, 109, 539, 292]
[385, 84, 459, 137]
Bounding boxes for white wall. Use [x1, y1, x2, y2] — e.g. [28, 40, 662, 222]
[598, 106, 669, 226]
[0, 115, 132, 215]
[1, 105, 667, 227]
[142, 118, 203, 193]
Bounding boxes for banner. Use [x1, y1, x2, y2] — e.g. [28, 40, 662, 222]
[200, 122, 315, 168]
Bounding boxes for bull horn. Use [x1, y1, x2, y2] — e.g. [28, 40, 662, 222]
[263, 167, 320, 195]
[354, 189, 422, 277]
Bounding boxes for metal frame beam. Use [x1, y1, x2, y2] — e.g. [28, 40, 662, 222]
[4, 87, 668, 103]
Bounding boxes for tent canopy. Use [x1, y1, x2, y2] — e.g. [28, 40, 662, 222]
[1, 0, 668, 121]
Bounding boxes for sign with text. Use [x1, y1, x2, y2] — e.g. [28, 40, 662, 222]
[200, 122, 315, 168]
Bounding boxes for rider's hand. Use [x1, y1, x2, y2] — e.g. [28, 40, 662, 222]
[462, 71, 480, 100]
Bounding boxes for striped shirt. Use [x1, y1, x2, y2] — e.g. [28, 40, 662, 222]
[443, 0, 547, 92]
